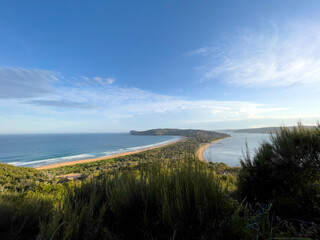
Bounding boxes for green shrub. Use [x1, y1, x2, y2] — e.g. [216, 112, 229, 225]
[42, 158, 238, 239]
[238, 124, 320, 220]
[0, 193, 54, 240]
[0, 164, 51, 192]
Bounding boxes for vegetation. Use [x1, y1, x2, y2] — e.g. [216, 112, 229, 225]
[1, 125, 320, 239]
[0, 192, 53, 240]
[0, 164, 74, 240]
[130, 128, 229, 141]
[238, 125, 320, 220]
[0, 163, 52, 192]
[43, 158, 239, 240]
[43, 134, 225, 177]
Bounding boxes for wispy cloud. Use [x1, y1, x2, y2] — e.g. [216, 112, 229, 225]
[187, 47, 218, 56]
[0, 67, 58, 98]
[28, 87, 287, 122]
[0, 66, 116, 99]
[28, 100, 95, 109]
[82, 76, 115, 85]
[0, 66, 291, 125]
[165, 101, 288, 123]
[194, 18, 320, 88]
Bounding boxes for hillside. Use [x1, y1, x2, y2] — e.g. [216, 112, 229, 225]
[1, 125, 319, 239]
[130, 128, 229, 140]
[0, 163, 51, 192]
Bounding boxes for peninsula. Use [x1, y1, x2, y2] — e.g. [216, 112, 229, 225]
[130, 128, 229, 139]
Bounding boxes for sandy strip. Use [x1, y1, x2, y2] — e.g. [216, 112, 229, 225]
[196, 137, 231, 162]
[56, 173, 83, 179]
[36, 137, 185, 170]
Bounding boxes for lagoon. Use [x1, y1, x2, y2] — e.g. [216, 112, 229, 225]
[203, 132, 270, 166]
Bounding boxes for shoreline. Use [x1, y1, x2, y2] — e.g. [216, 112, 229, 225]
[196, 137, 231, 162]
[36, 137, 185, 170]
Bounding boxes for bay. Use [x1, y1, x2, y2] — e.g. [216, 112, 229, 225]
[0, 133, 180, 168]
[203, 132, 270, 167]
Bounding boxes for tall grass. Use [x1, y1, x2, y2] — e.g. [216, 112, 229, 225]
[238, 124, 320, 220]
[2, 127, 319, 239]
[42, 157, 240, 239]
[0, 193, 54, 240]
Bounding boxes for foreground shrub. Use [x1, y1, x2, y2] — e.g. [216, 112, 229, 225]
[238, 124, 320, 220]
[0, 193, 54, 240]
[42, 158, 240, 239]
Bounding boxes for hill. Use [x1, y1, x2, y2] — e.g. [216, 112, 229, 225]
[0, 163, 51, 192]
[130, 128, 229, 140]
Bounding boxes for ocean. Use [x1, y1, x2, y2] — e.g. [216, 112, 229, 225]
[203, 132, 270, 167]
[0, 133, 180, 168]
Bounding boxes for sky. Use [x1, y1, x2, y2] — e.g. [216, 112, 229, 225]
[0, 0, 320, 133]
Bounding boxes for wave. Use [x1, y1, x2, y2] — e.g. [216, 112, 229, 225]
[102, 137, 181, 155]
[9, 136, 181, 167]
[10, 153, 95, 167]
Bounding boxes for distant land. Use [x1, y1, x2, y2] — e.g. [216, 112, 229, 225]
[223, 125, 316, 134]
[130, 128, 229, 139]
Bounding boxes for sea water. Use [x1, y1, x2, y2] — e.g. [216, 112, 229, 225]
[0, 133, 180, 168]
[203, 132, 270, 167]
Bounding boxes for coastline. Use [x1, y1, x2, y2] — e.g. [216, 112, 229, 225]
[36, 137, 185, 170]
[196, 137, 231, 162]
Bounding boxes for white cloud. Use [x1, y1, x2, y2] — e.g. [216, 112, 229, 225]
[28, 99, 95, 109]
[0, 67, 58, 98]
[93, 77, 115, 85]
[195, 18, 320, 88]
[81, 76, 115, 85]
[45, 86, 287, 121]
[188, 47, 218, 56]
[0, 66, 292, 125]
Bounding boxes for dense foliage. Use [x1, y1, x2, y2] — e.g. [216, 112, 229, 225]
[1, 126, 320, 239]
[238, 125, 320, 220]
[44, 136, 219, 176]
[0, 192, 54, 240]
[130, 128, 229, 141]
[43, 158, 240, 240]
[0, 163, 51, 192]
[41, 158, 296, 240]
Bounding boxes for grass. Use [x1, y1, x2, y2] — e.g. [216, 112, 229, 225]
[238, 124, 320, 220]
[0, 192, 54, 240]
[0, 163, 52, 192]
[1, 126, 319, 239]
[42, 157, 240, 240]
[42, 137, 216, 177]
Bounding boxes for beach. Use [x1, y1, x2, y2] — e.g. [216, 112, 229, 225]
[36, 137, 184, 170]
[196, 137, 231, 162]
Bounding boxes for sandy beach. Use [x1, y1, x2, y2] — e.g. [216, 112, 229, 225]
[196, 137, 231, 162]
[36, 137, 185, 170]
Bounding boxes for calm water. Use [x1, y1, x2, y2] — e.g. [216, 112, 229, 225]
[204, 132, 270, 167]
[0, 133, 180, 168]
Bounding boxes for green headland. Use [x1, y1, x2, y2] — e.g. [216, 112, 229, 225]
[1, 125, 320, 239]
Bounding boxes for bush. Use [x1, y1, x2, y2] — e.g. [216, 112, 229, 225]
[0, 164, 51, 192]
[42, 158, 239, 240]
[0, 193, 54, 240]
[238, 124, 320, 220]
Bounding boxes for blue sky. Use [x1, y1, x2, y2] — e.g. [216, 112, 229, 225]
[0, 0, 320, 133]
